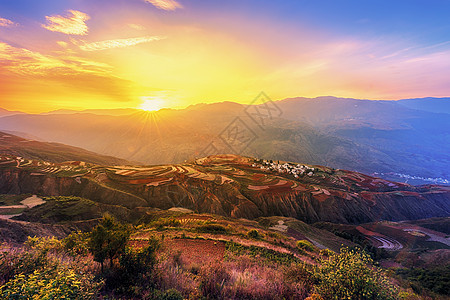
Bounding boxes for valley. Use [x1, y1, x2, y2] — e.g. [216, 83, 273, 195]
[0, 149, 449, 298]
[1, 97, 449, 185]
[1, 153, 449, 224]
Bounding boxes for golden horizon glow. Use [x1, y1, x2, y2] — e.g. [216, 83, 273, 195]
[1, 1, 450, 113]
[139, 97, 166, 112]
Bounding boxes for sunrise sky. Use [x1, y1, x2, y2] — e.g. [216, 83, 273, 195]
[1, 0, 450, 113]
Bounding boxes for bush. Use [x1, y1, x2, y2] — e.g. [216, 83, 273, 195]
[63, 231, 90, 256]
[146, 288, 183, 300]
[0, 267, 101, 299]
[247, 229, 261, 239]
[314, 247, 399, 299]
[396, 265, 450, 295]
[153, 218, 181, 229]
[319, 248, 334, 257]
[119, 238, 160, 279]
[196, 224, 228, 234]
[25, 236, 63, 253]
[88, 214, 131, 270]
[0, 249, 50, 285]
[297, 240, 315, 252]
[102, 237, 162, 296]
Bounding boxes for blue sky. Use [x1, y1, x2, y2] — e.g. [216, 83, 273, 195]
[1, 0, 449, 112]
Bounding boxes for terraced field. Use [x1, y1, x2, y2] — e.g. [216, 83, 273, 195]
[0, 194, 45, 219]
[0, 153, 424, 196]
[1, 154, 449, 224]
[326, 221, 450, 252]
[0, 156, 91, 177]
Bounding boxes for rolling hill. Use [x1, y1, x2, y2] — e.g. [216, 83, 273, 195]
[1, 152, 448, 298]
[0, 131, 131, 165]
[0, 96, 448, 185]
[1, 153, 448, 224]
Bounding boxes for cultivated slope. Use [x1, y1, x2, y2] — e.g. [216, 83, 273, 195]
[1, 97, 448, 183]
[1, 154, 448, 224]
[0, 131, 131, 165]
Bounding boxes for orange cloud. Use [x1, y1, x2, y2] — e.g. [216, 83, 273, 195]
[77, 36, 166, 51]
[42, 10, 90, 35]
[0, 41, 109, 75]
[0, 17, 17, 27]
[0, 41, 141, 111]
[144, 0, 183, 10]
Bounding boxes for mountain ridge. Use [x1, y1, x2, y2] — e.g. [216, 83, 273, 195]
[1, 153, 448, 224]
[1, 96, 448, 184]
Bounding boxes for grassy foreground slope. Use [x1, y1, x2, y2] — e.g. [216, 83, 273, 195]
[0, 211, 434, 299]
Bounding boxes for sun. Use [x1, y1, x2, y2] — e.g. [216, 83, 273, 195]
[139, 97, 165, 111]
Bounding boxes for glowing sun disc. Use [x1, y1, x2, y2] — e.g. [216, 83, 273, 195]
[139, 97, 165, 111]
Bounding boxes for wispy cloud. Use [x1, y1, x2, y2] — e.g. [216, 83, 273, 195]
[0, 41, 136, 103]
[144, 0, 183, 10]
[0, 17, 17, 27]
[78, 36, 166, 51]
[128, 23, 145, 30]
[42, 10, 90, 35]
[0, 42, 110, 76]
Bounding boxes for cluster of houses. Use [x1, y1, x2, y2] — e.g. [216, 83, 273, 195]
[252, 159, 315, 178]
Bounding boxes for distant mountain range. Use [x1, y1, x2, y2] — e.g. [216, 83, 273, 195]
[0, 96, 449, 185]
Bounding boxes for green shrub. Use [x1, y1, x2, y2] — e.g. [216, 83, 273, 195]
[0, 267, 101, 299]
[102, 237, 162, 296]
[196, 224, 227, 234]
[119, 238, 160, 278]
[247, 229, 261, 239]
[153, 218, 181, 229]
[297, 240, 315, 252]
[146, 289, 183, 300]
[319, 249, 334, 257]
[63, 231, 90, 256]
[314, 247, 399, 300]
[88, 214, 131, 270]
[25, 236, 63, 253]
[226, 241, 300, 265]
[396, 265, 450, 295]
[0, 249, 50, 285]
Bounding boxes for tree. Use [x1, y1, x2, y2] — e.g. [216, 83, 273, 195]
[88, 214, 130, 271]
[119, 237, 160, 277]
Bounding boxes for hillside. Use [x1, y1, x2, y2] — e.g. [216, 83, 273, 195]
[272, 97, 450, 183]
[1, 205, 448, 299]
[1, 154, 448, 224]
[397, 97, 450, 114]
[1, 97, 448, 185]
[1, 153, 448, 298]
[0, 131, 131, 165]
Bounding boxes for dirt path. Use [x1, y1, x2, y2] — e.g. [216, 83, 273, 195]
[370, 236, 403, 250]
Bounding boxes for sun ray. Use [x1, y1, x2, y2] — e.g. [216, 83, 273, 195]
[139, 97, 165, 112]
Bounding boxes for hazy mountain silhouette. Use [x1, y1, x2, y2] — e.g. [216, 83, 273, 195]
[0, 131, 131, 165]
[0, 97, 448, 184]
